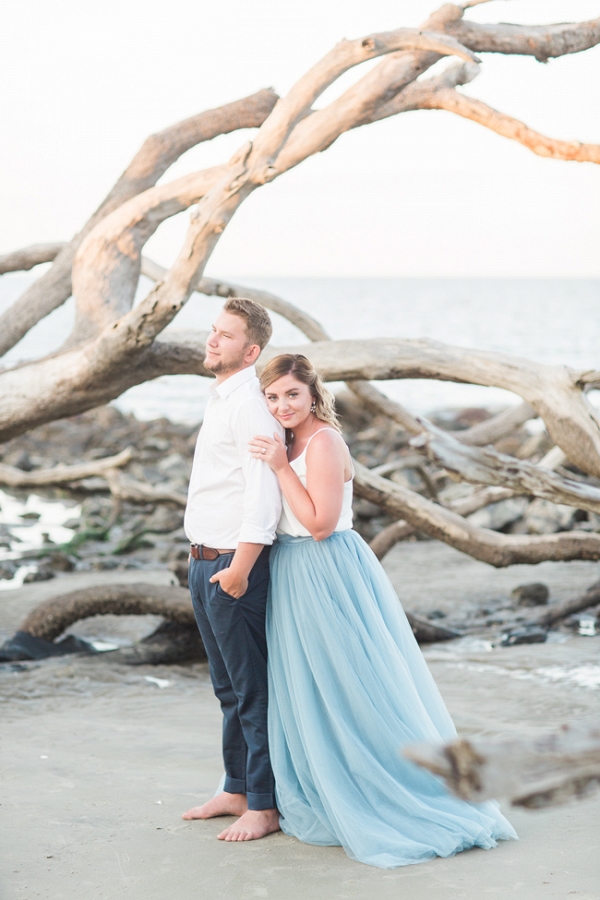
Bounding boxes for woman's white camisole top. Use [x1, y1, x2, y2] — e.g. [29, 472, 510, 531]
[277, 428, 354, 537]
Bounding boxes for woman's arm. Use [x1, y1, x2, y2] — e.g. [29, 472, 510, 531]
[249, 431, 347, 541]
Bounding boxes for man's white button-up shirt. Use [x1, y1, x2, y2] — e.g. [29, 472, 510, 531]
[184, 366, 284, 548]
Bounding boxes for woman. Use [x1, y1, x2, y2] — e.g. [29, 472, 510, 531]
[249, 354, 516, 868]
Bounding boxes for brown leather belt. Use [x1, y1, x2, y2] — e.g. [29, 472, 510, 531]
[190, 544, 235, 561]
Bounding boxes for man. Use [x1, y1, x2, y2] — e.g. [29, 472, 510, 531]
[182, 298, 283, 841]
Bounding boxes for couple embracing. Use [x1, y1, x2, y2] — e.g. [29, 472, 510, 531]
[181, 298, 516, 869]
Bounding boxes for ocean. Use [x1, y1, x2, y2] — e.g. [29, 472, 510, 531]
[2, 274, 599, 424]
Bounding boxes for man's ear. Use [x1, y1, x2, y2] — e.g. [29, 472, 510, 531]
[245, 343, 261, 365]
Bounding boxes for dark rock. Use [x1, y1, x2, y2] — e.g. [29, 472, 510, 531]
[45, 552, 76, 572]
[501, 626, 547, 646]
[0, 561, 19, 580]
[19, 511, 41, 520]
[427, 610, 447, 619]
[105, 621, 205, 665]
[510, 582, 550, 607]
[23, 565, 56, 583]
[406, 613, 461, 643]
[0, 630, 97, 662]
[10, 451, 35, 471]
[63, 517, 83, 530]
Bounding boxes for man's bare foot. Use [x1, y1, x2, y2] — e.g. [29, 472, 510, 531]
[218, 808, 280, 842]
[182, 791, 248, 820]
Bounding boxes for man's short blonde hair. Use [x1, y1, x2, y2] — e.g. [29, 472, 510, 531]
[224, 297, 272, 350]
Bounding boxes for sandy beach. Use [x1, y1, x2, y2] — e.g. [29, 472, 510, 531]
[2, 541, 600, 900]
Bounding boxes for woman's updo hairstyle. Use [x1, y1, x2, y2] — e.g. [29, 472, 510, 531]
[259, 354, 341, 433]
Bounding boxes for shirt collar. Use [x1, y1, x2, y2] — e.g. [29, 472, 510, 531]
[212, 365, 257, 399]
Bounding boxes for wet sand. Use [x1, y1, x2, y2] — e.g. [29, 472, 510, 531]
[2, 543, 600, 900]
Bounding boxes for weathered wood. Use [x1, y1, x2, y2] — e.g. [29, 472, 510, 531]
[446, 15, 600, 62]
[354, 459, 600, 567]
[411, 421, 600, 514]
[0, 447, 132, 487]
[534, 581, 600, 628]
[20, 584, 195, 641]
[17, 582, 452, 648]
[104, 469, 187, 507]
[69, 168, 225, 344]
[0, 90, 278, 358]
[404, 724, 600, 808]
[368, 484, 517, 560]
[0, 243, 66, 275]
[2, 2, 600, 575]
[419, 83, 600, 164]
[369, 521, 416, 559]
[457, 401, 537, 447]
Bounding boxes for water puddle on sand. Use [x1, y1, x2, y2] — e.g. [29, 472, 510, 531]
[0, 489, 80, 590]
[425, 635, 600, 691]
[442, 661, 600, 691]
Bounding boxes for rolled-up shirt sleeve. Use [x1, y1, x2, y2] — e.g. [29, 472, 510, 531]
[234, 398, 283, 545]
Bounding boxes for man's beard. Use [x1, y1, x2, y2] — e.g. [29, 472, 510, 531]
[204, 350, 248, 375]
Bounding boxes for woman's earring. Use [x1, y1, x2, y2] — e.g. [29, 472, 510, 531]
[310, 399, 316, 414]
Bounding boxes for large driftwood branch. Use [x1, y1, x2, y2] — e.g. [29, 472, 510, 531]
[0, 243, 67, 275]
[353, 459, 600, 567]
[0, 90, 278, 359]
[20, 584, 195, 641]
[412, 421, 600, 514]
[276, 4, 477, 164]
[368, 484, 517, 560]
[65, 26, 479, 387]
[282, 338, 600, 479]
[2, 334, 599, 479]
[404, 725, 600, 809]
[69, 168, 225, 344]
[446, 15, 600, 62]
[0, 447, 133, 488]
[534, 581, 600, 629]
[420, 86, 600, 165]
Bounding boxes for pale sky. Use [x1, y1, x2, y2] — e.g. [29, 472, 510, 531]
[2, 0, 599, 277]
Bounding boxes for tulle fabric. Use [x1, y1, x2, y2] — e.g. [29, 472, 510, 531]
[267, 530, 517, 868]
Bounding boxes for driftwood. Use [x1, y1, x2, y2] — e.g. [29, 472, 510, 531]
[20, 583, 195, 640]
[0, 90, 278, 358]
[1, 1, 600, 573]
[0, 448, 132, 488]
[0, 243, 67, 275]
[404, 724, 600, 809]
[13, 583, 457, 663]
[412, 421, 600, 515]
[534, 582, 600, 629]
[354, 460, 600, 568]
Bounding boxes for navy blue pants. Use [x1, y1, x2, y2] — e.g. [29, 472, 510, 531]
[188, 547, 276, 810]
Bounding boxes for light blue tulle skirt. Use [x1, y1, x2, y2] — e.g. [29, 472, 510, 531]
[267, 530, 517, 868]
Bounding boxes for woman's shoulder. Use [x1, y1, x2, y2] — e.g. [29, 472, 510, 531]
[305, 427, 347, 454]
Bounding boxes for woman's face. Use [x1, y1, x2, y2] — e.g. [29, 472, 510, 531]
[263, 374, 313, 429]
